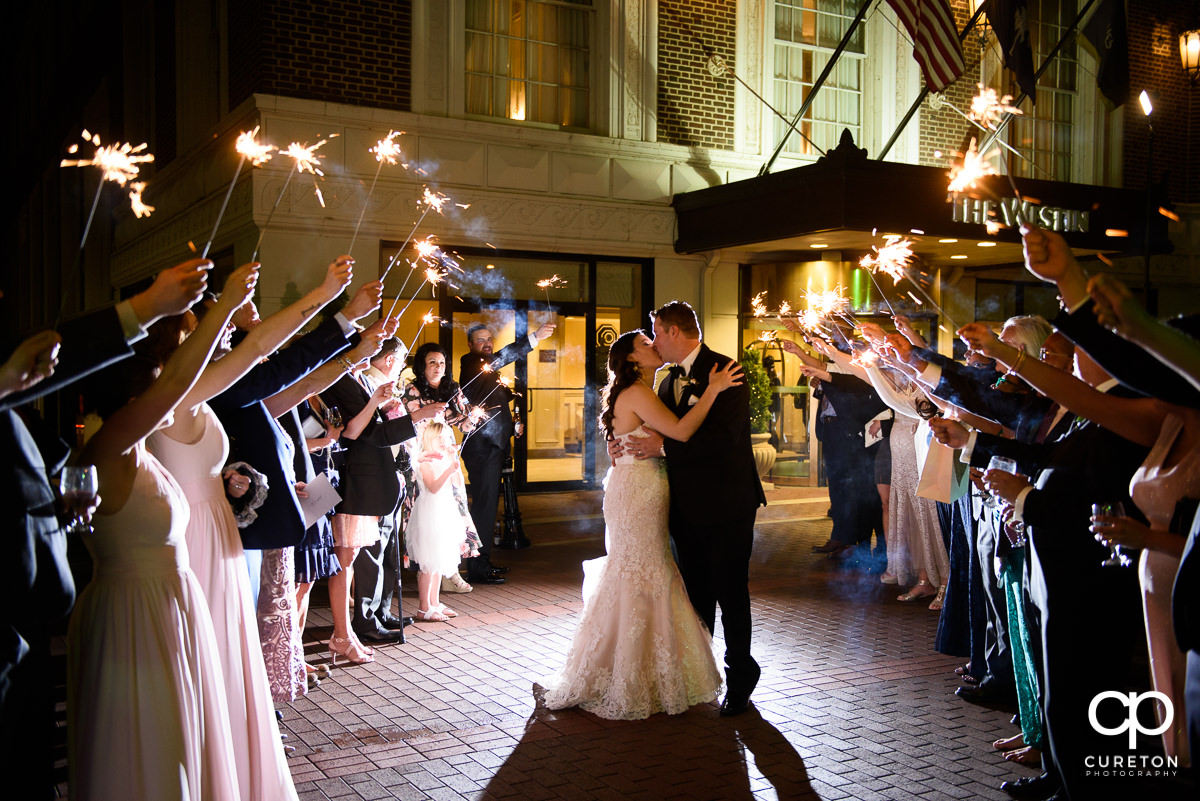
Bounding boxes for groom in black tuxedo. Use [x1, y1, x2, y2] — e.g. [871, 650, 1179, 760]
[645, 300, 767, 715]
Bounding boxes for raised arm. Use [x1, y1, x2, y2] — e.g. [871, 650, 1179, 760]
[957, 321, 1163, 448]
[624, 361, 742, 442]
[84, 264, 258, 465]
[182, 256, 355, 407]
[1089, 274, 1200, 395]
[262, 317, 393, 418]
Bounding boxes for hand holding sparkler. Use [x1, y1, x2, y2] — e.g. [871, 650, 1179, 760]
[215, 262, 262, 314]
[411, 401, 449, 423]
[342, 279, 384, 322]
[956, 322, 1010, 363]
[318, 255, 355, 303]
[533, 321, 556, 341]
[0, 331, 62, 400]
[1020, 225, 1089, 304]
[891, 315, 926, 348]
[127, 259, 213, 328]
[857, 322, 887, 345]
[930, 417, 971, 450]
[1087, 274, 1154, 342]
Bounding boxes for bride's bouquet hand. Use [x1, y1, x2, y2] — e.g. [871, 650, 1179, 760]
[708, 361, 744, 393]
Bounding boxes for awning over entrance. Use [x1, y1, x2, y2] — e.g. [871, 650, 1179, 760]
[673, 134, 1164, 269]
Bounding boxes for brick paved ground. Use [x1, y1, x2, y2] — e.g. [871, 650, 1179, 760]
[279, 487, 1032, 801]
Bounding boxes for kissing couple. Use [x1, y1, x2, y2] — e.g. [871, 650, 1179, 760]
[542, 300, 766, 719]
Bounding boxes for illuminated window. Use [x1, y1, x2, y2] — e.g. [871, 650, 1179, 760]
[772, 0, 865, 156]
[464, 0, 593, 128]
[1009, 0, 1078, 181]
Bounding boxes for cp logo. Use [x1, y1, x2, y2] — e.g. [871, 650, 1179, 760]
[1088, 691, 1173, 749]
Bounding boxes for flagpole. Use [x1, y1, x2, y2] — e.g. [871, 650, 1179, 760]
[978, 0, 1098, 155]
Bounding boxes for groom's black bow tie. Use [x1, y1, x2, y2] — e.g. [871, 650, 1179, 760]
[667, 365, 687, 380]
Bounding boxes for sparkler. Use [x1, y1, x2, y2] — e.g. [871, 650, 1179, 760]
[947, 138, 997, 194]
[348, 130, 406, 256]
[537, 274, 567, 307]
[969, 84, 1022, 131]
[59, 130, 156, 326]
[405, 310, 439, 352]
[379, 187, 451, 284]
[458, 361, 495, 393]
[384, 239, 443, 318]
[388, 264, 444, 321]
[60, 130, 156, 249]
[860, 233, 959, 329]
[251, 135, 335, 262]
[202, 126, 276, 258]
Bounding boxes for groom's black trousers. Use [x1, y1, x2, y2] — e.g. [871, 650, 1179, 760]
[673, 510, 759, 690]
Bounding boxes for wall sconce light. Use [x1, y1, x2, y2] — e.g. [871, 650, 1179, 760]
[1182, 30, 1200, 85]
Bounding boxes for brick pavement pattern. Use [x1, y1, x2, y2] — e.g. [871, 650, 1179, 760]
[274, 488, 1028, 800]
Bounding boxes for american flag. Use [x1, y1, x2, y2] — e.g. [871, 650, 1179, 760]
[886, 0, 966, 94]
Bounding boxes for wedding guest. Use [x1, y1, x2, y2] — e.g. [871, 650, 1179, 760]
[402, 342, 479, 594]
[407, 421, 482, 621]
[68, 264, 255, 800]
[1, 259, 209, 796]
[458, 321, 556, 581]
[320, 350, 442, 663]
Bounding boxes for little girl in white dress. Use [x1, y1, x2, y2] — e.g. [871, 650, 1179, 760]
[406, 420, 481, 621]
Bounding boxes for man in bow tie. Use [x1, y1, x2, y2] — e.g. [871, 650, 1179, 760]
[632, 300, 767, 715]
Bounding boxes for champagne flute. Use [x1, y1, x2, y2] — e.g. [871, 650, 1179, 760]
[983, 456, 1017, 507]
[59, 465, 99, 535]
[1092, 502, 1132, 567]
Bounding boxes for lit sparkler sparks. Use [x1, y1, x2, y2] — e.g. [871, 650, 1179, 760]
[61, 130, 155, 187]
[777, 300, 792, 319]
[947, 137, 997, 194]
[349, 130, 408, 255]
[859, 236, 912, 286]
[380, 187, 455, 285]
[251, 133, 338, 261]
[236, 126, 276, 166]
[758, 330, 779, 343]
[751, 291, 769, 317]
[537, 274, 567, 306]
[969, 84, 1022, 130]
[405, 309, 440, 352]
[850, 347, 881, 370]
[128, 182, 154, 218]
[203, 126, 276, 258]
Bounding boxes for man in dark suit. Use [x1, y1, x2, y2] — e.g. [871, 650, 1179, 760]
[458, 320, 555, 584]
[973, 350, 1149, 801]
[0, 260, 210, 797]
[648, 300, 766, 716]
[321, 339, 442, 643]
[208, 258, 374, 597]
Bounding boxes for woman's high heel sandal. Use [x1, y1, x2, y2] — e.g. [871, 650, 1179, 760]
[897, 580, 936, 602]
[329, 636, 374, 666]
[928, 585, 947, 611]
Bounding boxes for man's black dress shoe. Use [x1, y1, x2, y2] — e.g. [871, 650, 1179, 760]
[1000, 772, 1059, 799]
[486, 562, 510, 574]
[719, 692, 753, 717]
[357, 628, 405, 644]
[378, 615, 415, 630]
[812, 540, 841, 553]
[467, 571, 506, 585]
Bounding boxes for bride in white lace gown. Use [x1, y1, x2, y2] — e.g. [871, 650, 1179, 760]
[542, 330, 741, 719]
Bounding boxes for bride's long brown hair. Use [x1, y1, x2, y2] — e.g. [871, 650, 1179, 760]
[599, 330, 643, 442]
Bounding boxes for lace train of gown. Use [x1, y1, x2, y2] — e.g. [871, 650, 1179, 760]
[542, 428, 721, 720]
[149, 405, 298, 800]
[67, 444, 240, 801]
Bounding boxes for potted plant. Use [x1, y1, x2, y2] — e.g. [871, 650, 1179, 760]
[739, 347, 776, 487]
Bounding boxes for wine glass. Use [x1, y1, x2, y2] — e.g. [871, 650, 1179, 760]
[59, 465, 99, 535]
[1092, 502, 1132, 567]
[983, 456, 1018, 507]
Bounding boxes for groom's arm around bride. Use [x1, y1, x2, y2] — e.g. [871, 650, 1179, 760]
[650, 301, 765, 716]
